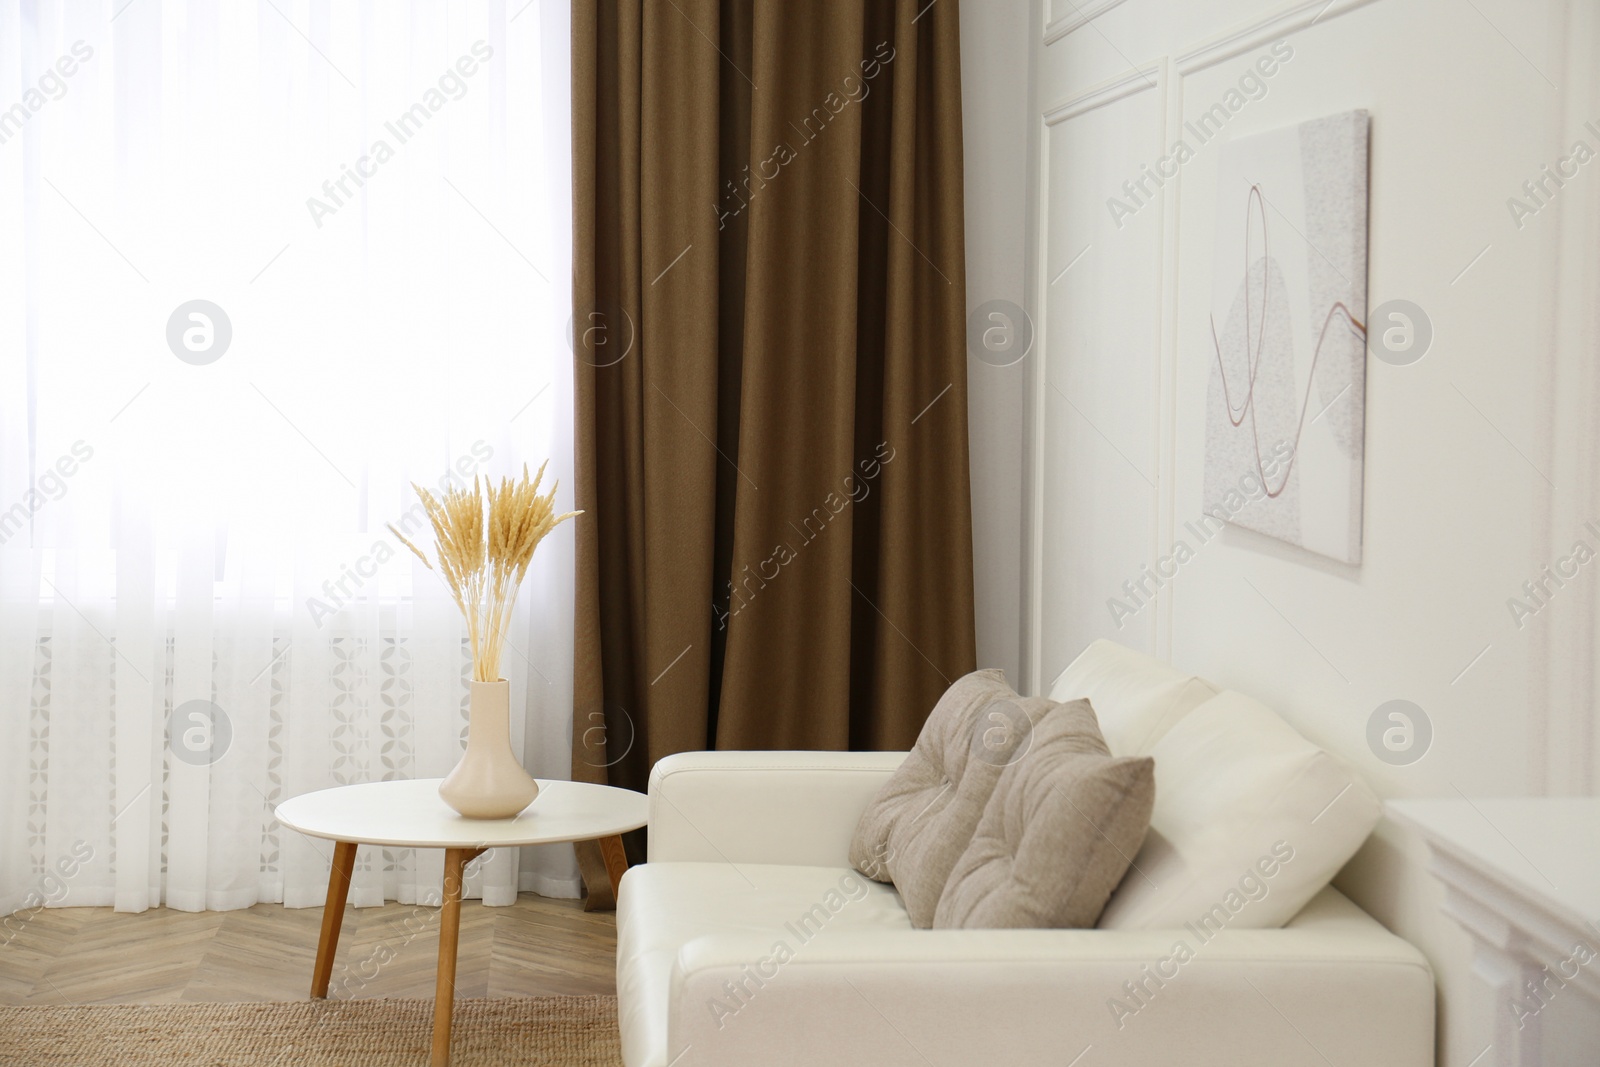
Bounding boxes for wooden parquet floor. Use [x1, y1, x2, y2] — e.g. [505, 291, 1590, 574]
[0, 893, 617, 1006]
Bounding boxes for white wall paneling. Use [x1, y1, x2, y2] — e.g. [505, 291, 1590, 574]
[1007, 0, 1600, 1062]
[1537, 0, 1600, 800]
[1043, 0, 1131, 47]
[1031, 63, 1168, 691]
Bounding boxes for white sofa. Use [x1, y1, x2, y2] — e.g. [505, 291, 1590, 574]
[615, 642, 1435, 1066]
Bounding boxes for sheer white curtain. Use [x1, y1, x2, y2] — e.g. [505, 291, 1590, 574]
[0, 0, 578, 918]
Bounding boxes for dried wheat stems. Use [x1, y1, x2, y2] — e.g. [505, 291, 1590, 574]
[390, 461, 580, 682]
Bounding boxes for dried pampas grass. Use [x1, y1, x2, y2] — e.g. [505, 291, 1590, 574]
[390, 461, 580, 682]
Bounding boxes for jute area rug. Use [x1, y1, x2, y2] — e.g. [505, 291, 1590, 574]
[0, 995, 623, 1067]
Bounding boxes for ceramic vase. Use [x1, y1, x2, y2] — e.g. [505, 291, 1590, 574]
[438, 679, 540, 819]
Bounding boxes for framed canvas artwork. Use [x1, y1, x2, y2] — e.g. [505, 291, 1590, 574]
[1204, 109, 1370, 565]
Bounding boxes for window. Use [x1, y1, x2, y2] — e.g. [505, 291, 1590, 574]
[0, 0, 579, 915]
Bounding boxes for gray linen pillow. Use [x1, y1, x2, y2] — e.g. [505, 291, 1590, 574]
[934, 698, 1155, 929]
[849, 669, 1058, 928]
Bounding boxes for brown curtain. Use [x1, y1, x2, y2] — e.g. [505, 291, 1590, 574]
[571, 0, 976, 799]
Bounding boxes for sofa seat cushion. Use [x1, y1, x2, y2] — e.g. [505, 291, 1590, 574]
[849, 669, 1059, 927]
[616, 862, 911, 1067]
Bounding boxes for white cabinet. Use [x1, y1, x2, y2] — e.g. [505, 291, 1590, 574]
[1390, 799, 1600, 1067]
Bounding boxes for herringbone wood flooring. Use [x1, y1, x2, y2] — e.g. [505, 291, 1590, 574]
[0, 894, 616, 1006]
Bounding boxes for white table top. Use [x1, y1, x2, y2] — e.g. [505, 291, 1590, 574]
[1387, 797, 1600, 931]
[276, 778, 648, 849]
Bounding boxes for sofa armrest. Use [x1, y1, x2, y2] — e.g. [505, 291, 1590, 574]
[647, 750, 906, 866]
[664, 888, 1433, 1067]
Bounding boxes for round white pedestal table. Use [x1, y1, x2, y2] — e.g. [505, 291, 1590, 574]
[277, 778, 647, 1067]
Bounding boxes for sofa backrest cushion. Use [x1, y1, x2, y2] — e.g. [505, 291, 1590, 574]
[1096, 689, 1382, 930]
[849, 669, 1058, 928]
[1049, 640, 1218, 757]
[935, 699, 1155, 930]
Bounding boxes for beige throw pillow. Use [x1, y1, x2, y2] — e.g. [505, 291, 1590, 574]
[934, 698, 1155, 929]
[849, 669, 1057, 928]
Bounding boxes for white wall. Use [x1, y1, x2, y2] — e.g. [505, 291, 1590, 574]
[1001, 0, 1600, 1063]
[961, 0, 1033, 685]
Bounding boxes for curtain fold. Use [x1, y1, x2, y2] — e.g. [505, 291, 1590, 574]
[572, 0, 976, 800]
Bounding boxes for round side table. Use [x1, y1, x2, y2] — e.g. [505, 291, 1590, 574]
[276, 778, 647, 1067]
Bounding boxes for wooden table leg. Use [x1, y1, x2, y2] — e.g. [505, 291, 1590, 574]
[311, 840, 358, 999]
[578, 835, 630, 912]
[431, 847, 483, 1067]
[599, 835, 630, 899]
